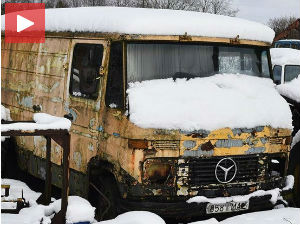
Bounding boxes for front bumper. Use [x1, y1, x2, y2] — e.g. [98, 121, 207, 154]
[120, 194, 274, 222]
[120, 186, 293, 222]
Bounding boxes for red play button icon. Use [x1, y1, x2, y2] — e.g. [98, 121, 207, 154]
[5, 3, 45, 43]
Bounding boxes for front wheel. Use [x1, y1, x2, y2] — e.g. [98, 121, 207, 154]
[89, 173, 121, 221]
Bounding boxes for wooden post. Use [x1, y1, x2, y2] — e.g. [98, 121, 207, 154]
[44, 136, 52, 204]
[51, 133, 71, 224]
[37, 136, 52, 205]
[61, 133, 71, 219]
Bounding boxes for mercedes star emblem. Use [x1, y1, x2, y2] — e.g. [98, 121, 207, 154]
[215, 158, 237, 183]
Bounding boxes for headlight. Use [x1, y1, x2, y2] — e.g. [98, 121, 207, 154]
[143, 158, 176, 185]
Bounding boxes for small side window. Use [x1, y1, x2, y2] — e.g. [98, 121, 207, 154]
[69, 43, 104, 100]
[105, 42, 124, 109]
[273, 65, 282, 84]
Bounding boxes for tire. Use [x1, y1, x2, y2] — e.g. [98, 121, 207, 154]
[288, 141, 300, 207]
[89, 172, 121, 221]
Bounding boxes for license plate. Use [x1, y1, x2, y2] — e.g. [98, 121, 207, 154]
[206, 201, 249, 214]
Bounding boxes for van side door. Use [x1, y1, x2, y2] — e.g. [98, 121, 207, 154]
[65, 39, 108, 173]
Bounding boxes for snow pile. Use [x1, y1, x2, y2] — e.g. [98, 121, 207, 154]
[128, 74, 292, 131]
[46, 196, 95, 224]
[276, 76, 300, 103]
[1, 179, 95, 224]
[270, 48, 300, 66]
[1, 179, 41, 204]
[292, 130, 300, 148]
[1, 7, 274, 43]
[1, 105, 12, 121]
[220, 207, 300, 224]
[1, 113, 71, 132]
[283, 175, 294, 191]
[98, 211, 165, 224]
[187, 188, 281, 205]
[1, 179, 45, 224]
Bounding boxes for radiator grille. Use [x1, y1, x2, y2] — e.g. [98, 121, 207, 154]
[187, 155, 260, 185]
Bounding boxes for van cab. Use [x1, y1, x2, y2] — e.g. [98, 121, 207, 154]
[270, 48, 300, 84]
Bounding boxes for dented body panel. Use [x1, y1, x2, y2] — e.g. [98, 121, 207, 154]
[1, 31, 292, 214]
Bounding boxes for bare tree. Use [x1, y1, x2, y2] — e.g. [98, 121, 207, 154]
[268, 16, 298, 36]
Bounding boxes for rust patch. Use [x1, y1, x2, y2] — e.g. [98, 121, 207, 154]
[201, 141, 215, 151]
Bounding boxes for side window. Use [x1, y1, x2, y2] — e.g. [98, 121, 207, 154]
[273, 65, 282, 84]
[284, 65, 300, 82]
[105, 42, 124, 109]
[70, 43, 104, 100]
[261, 51, 270, 78]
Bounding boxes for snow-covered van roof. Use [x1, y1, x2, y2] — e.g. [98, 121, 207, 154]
[1, 7, 275, 43]
[270, 48, 300, 66]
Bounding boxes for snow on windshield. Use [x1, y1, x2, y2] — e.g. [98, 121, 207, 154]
[127, 74, 292, 131]
[1, 7, 275, 43]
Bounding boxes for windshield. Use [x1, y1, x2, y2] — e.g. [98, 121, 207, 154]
[284, 65, 300, 82]
[127, 43, 271, 83]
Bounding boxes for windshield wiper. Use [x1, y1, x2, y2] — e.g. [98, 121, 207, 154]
[172, 72, 196, 81]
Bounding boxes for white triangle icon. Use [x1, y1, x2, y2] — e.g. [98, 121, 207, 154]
[17, 15, 34, 32]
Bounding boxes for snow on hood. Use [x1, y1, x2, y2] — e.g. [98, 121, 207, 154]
[1, 7, 275, 43]
[276, 76, 300, 103]
[127, 74, 292, 131]
[270, 48, 300, 66]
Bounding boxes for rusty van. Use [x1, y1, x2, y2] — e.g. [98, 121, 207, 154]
[1, 7, 293, 221]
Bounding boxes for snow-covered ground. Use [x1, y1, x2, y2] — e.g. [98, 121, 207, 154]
[1, 179, 299, 224]
[1, 179, 95, 224]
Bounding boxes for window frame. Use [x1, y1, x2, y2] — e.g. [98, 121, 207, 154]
[67, 39, 108, 103]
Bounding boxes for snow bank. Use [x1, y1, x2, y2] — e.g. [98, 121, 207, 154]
[1, 105, 12, 121]
[1, 113, 71, 132]
[128, 74, 292, 131]
[187, 188, 281, 205]
[1, 7, 274, 43]
[49, 196, 95, 224]
[270, 48, 300, 66]
[97, 211, 165, 224]
[220, 207, 300, 224]
[276, 76, 300, 103]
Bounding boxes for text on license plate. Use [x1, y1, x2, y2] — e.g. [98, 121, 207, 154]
[206, 201, 249, 214]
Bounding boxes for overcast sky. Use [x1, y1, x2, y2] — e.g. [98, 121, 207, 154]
[232, 0, 300, 24]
